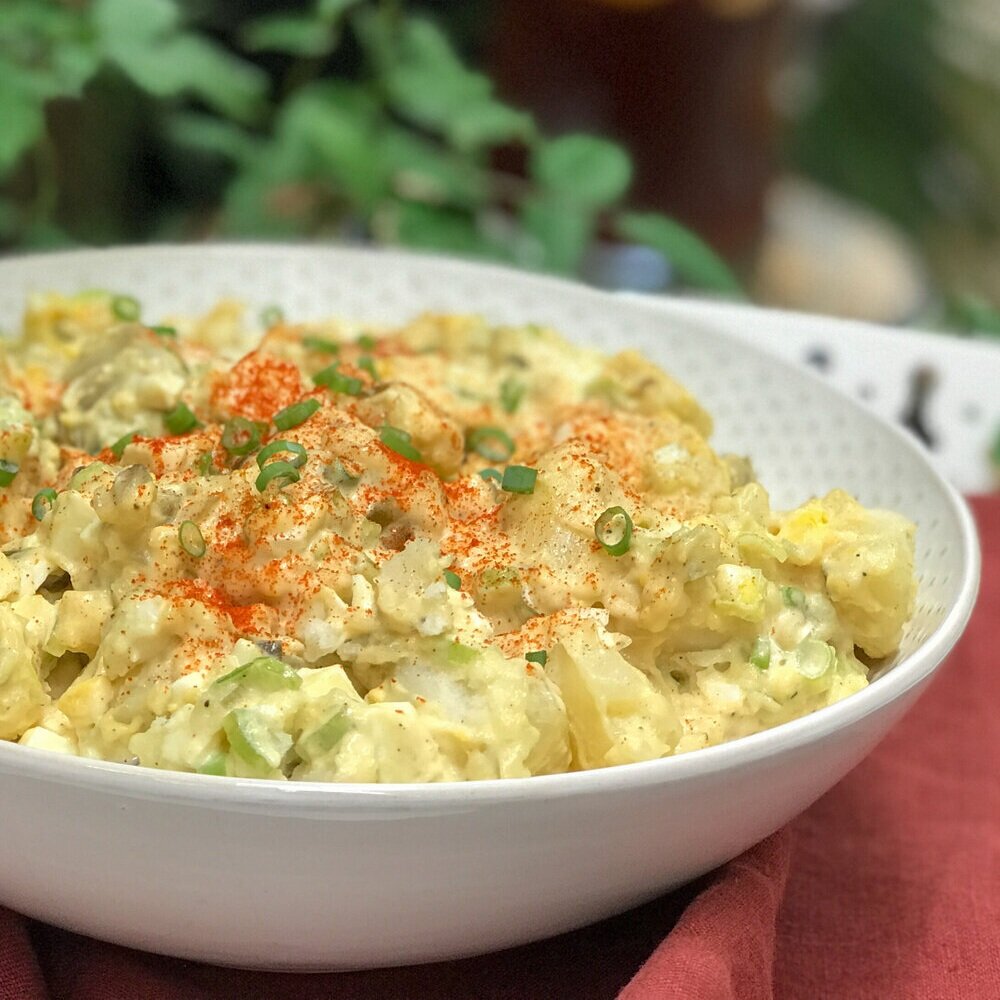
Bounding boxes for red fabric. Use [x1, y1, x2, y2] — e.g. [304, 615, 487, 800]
[2, 497, 997, 1000]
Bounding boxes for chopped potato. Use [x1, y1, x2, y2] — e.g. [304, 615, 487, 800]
[0, 296, 916, 780]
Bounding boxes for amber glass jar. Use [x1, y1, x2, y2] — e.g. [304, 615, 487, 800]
[489, 0, 787, 258]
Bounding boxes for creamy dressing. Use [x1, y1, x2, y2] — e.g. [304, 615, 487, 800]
[0, 292, 916, 781]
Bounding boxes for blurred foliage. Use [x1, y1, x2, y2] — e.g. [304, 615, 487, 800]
[942, 293, 1000, 338]
[0, 0, 739, 294]
[792, 0, 1000, 326]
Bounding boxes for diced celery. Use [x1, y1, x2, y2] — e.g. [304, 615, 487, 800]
[197, 752, 228, 776]
[223, 709, 291, 770]
[737, 532, 786, 564]
[214, 656, 302, 691]
[446, 642, 479, 667]
[480, 567, 519, 589]
[300, 712, 350, 760]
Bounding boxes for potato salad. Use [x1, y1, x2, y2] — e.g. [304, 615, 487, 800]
[0, 291, 917, 782]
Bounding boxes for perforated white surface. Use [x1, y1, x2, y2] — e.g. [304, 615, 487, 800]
[0, 245, 975, 669]
[624, 293, 1000, 495]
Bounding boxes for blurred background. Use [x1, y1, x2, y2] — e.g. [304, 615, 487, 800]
[3, 0, 1000, 335]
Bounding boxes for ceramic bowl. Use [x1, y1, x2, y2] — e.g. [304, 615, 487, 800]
[0, 246, 980, 969]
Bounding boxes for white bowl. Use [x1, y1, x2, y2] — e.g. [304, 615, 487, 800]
[0, 245, 980, 970]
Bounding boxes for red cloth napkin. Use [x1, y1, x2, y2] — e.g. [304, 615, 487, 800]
[2, 498, 997, 1000]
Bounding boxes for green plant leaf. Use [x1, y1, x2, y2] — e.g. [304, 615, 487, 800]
[317, 0, 364, 20]
[531, 134, 632, 209]
[49, 43, 101, 98]
[944, 293, 1000, 338]
[381, 17, 491, 133]
[386, 66, 491, 135]
[0, 3, 100, 97]
[349, 6, 394, 74]
[615, 211, 743, 295]
[221, 169, 310, 237]
[392, 16, 467, 76]
[93, 0, 267, 122]
[167, 113, 258, 163]
[1, 0, 83, 39]
[0, 2, 100, 141]
[241, 14, 336, 58]
[521, 195, 593, 275]
[389, 201, 502, 259]
[218, 101, 333, 237]
[448, 101, 535, 153]
[93, 0, 178, 42]
[17, 220, 75, 249]
[0, 71, 45, 174]
[377, 17, 534, 152]
[278, 83, 385, 210]
[218, 81, 384, 234]
[133, 36, 266, 121]
[379, 129, 487, 207]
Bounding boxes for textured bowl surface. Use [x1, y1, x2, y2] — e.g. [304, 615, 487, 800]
[0, 246, 980, 970]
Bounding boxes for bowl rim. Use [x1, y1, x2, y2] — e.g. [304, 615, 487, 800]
[0, 243, 982, 809]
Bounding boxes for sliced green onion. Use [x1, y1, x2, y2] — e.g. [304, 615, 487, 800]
[594, 506, 633, 556]
[197, 452, 217, 477]
[68, 463, 104, 490]
[357, 333, 377, 351]
[255, 460, 300, 492]
[0, 459, 19, 488]
[163, 402, 200, 435]
[380, 425, 423, 463]
[314, 364, 363, 396]
[478, 467, 502, 483]
[749, 637, 771, 671]
[302, 336, 340, 354]
[110, 432, 138, 459]
[500, 377, 526, 414]
[178, 520, 206, 558]
[782, 586, 806, 610]
[150, 325, 177, 338]
[111, 294, 140, 322]
[795, 639, 835, 680]
[256, 439, 307, 470]
[443, 570, 461, 590]
[31, 487, 58, 520]
[215, 655, 302, 691]
[273, 398, 320, 431]
[357, 355, 378, 379]
[467, 426, 515, 462]
[260, 305, 284, 328]
[501, 465, 537, 495]
[221, 417, 262, 456]
[525, 650, 548, 666]
[197, 752, 228, 777]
